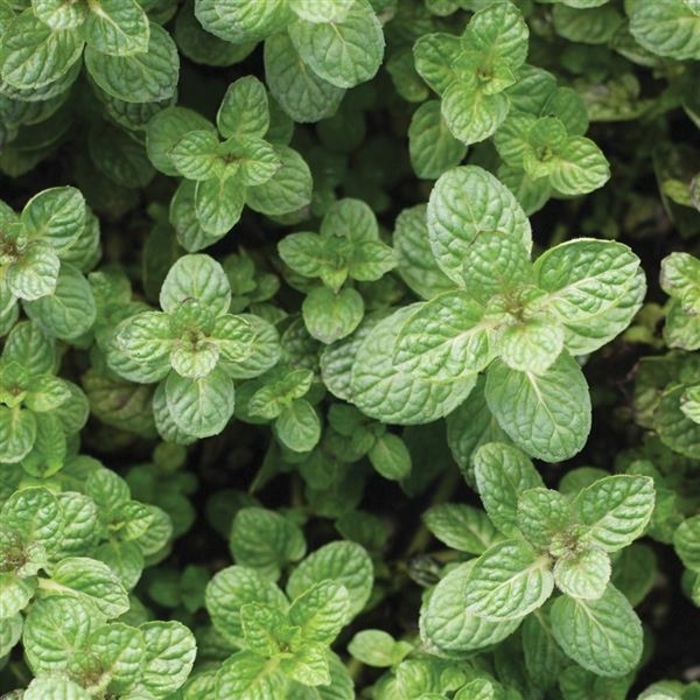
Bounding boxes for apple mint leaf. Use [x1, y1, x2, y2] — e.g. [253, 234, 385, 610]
[195, 176, 246, 235]
[0, 11, 83, 90]
[164, 367, 235, 438]
[350, 306, 477, 424]
[517, 488, 572, 551]
[553, 547, 611, 600]
[661, 252, 700, 314]
[230, 507, 306, 581]
[392, 291, 492, 382]
[550, 584, 643, 677]
[673, 515, 700, 572]
[288, 0, 384, 89]
[367, 432, 412, 481]
[573, 475, 655, 552]
[217, 76, 269, 139]
[629, 0, 700, 61]
[423, 503, 502, 555]
[264, 32, 344, 123]
[473, 442, 545, 538]
[169, 130, 224, 181]
[289, 0, 354, 23]
[274, 399, 321, 453]
[427, 165, 532, 285]
[441, 81, 510, 146]
[420, 562, 522, 653]
[5, 242, 60, 301]
[521, 611, 568, 691]
[302, 286, 364, 344]
[20, 186, 86, 252]
[85, 622, 143, 691]
[83, 0, 150, 57]
[84, 23, 179, 103]
[464, 539, 554, 620]
[485, 353, 591, 462]
[288, 580, 349, 644]
[348, 629, 412, 668]
[0, 575, 36, 618]
[206, 565, 289, 647]
[2, 487, 63, 550]
[24, 678, 91, 699]
[215, 650, 288, 699]
[33, 0, 88, 29]
[286, 541, 373, 621]
[194, 0, 290, 44]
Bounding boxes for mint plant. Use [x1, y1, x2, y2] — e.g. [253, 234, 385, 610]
[4, 0, 700, 697]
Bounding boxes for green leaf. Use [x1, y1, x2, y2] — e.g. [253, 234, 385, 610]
[465, 0, 529, 69]
[408, 100, 467, 179]
[0, 612, 22, 657]
[485, 353, 591, 462]
[194, 0, 290, 44]
[350, 306, 477, 424]
[212, 314, 258, 364]
[517, 488, 572, 552]
[47, 557, 129, 618]
[288, 0, 384, 89]
[544, 136, 610, 196]
[0, 11, 84, 90]
[348, 629, 412, 668]
[392, 291, 492, 381]
[413, 32, 462, 95]
[160, 254, 231, 317]
[368, 432, 412, 481]
[441, 81, 510, 146]
[146, 106, 217, 177]
[195, 175, 246, 235]
[215, 650, 289, 699]
[473, 442, 544, 537]
[164, 367, 235, 438]
[497, 312, 565, 375]
[33, 0, 89, 30]
[87, 622, 144, 692]
[522, 611, 568, 692]
[1, 403, 36, 460]
[23, 596, 92, 672]
[393, 204, 455, 300]
[84, 23, 179, 103]
[629, 0, 700, 61]
[302, 286, 364, 343]
[420, 562, 522, 653]
[573, 475, 655, 552]
[535, 239, 644, 355]
[290, 0, 354, 23]
[553, 547, 611, 600]
[245, 145, 313, 216]
[286, 541, 373, 621]
[3, 322, 56, 376]
[21, 185, 86, 252]
[169, 129, 224, 181]
[137, 620, 196, 696]
[264, 32, 345, 123]
[218, 75, 270, 139]
[84, 0, 150, 56]
[115, 311, 173, 367]
[550, 584, 643, 677]
[6, 242, 60, 301]
[25, 374, 71, 412]
[23, 264, 96, 341]
[275, 399, 321, 453]
[0, 574, 36, 618]
[552, 4, 623, 45]
[661, 252, 700, 313]
[427, 166, 531, 285]
[464, 539, 554, 620]
[230, 507, 306, 580]
[423, 503, 502, 554]
[288, 580, 350, 644]
[674, 515, 700, 571]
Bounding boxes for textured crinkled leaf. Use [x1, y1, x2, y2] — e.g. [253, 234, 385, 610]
[218, 76, 269, 139]
[1, 486, 62, 548]
[274, 399, 321, 453]
[0, 11, 83, 90]
[485, 354, 591, 462]
[84, 23, 179, 103]
[115, 311, 173, 368]
[21, 185, 86, 252]
[170, 340, 220, 379]
[227, 137, 281, 187]
[522, 611, 567, 691]
[55, 493, 100, 558]
[137, 621, 196, 696]
[48, 557, 129, 618]
[441, 82, 510, 146]
[393, 205, 454, 300]
[655, 385, 700, 458]
[23, 264, 96, 341]
[286, 541, 373, 621]
[288, 0, 384, 89]
[423, 503, 502, 554]
[194, 0, 290, 44]
[0, 574, 36, 618]
[303, 286, 364, 344]
[290, 0, 354, 23]
[466, 0, 529, 69]
[87, 622, 144, 690]
[517, 488, 572, 551]
[168, 180, 225, 251]
[215, 650, 289, 700]
[350, 305, 477, 424]
[33, 0, 89, 29]
[498, 314, 565, 375]
[160, 254, 231, 317]
[221, 314, 281, 379]
[393, 291, 492, 382]
[245, 145, 313, 216]
[0, 407, 35, 464]
[24, 677, 91, 699]
[195, 175, 246, 235]
[573, 475, 655, 552]
[146, 106, 217, 177]
[546, 137, 610, 195]
[550, 584, 643, 677]
[6, 242, 59, 301]
[413, 33, 462, 95]
[0, 612, 22, 656]
[553, 547, 611, 600]
[23, 595, 92, 672]
[206, 565, 289, 646]
[473, 441, 544, 537]
[420, 562, 522, 653]
[427, 166, 531, 285]
[661, 252, 700, 313]
[629, 0, 700, 61]
[348, 629, 412, 668]
[288, 580, 350, 644]
[84, 0, 149, 56]
[367, 432, 412, 481]
[552, 4, 623, 45]
[25, 374, 71, 412]
[164, 367, 235, 438]
[673, 515, 700, 572]
[464, 539, 553, 620]
[169, 129, 224, 181]
[230, 507, 306, 580]
[264, 32, 345, 123]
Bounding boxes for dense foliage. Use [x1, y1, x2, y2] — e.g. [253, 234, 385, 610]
[1, 0, 700, 697]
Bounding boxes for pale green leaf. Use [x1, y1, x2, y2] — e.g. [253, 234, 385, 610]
[368, 432, 412, 481]
[195, 175, 246, 235]
[553, 547, 611, 600]
[137, 620, 196, 696]
[87, 622, 144, 690]
[215, 650, 289, 700]
[302, 286, 364, 344]
[423, 503, 502, 554]
[274, 398, 321, 453]
[413, 32, 462, 95]
[5, 242, 60, 301]
[288, 580, 350, 644]
[21, 185, 86, 252]
[160, 254, 231, 317]
[629, 0, 700, 61]
[194, 0, 290, 44]
[84, 0, 149, 56]
[441, 81, 510, 146]
[169, 129, 224, 181]
[217, 75, 270, 140]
